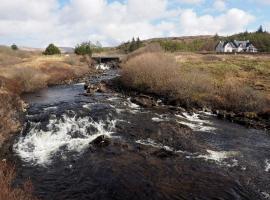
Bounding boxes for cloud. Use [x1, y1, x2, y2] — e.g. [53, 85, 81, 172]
[0, 0, 256, 47]
[179, 8, 255, 35]
[176, 0, 204, 4]
[213, 0, 227, 11]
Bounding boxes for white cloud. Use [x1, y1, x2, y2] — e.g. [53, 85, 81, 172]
[213, 0, 227, 11]
[0, 0, 256, 47]
[179, 8, 255, 35]
[176, 0, 204, 4]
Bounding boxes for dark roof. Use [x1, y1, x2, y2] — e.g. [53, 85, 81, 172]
[217, 40, 257, 49]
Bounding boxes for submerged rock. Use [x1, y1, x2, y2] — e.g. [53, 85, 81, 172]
[151, 148, 176, 159]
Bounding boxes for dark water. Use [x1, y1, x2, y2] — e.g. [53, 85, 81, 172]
[5, 70, 270, 200]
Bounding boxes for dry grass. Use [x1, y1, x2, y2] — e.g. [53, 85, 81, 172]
[0, 53, 93, 94]
[121, 52, 269, 112]
[0, 161, 37, 200]
[122, 43, 163, 63]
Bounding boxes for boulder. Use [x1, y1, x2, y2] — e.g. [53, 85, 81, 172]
[91, 135, 110, 148]
[130, 95, 158, 108]
[151, 148, 176, 159]
[85, 82, 109, 94]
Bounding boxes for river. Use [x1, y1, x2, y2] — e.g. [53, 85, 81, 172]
[4, 69, 270, 200]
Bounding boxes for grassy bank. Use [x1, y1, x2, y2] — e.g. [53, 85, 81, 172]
[120, 49, 270, 118]
[0, 161, 37, 200]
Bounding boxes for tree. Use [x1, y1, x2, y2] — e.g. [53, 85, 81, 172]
[11, 44, 18, 50]
[129, 37, 136, 52]
[214, 33, 219, 40]
[74, 42, 92, 56]
[44, 44, 61, 55]
[136, 37, 143, 49]
[257, 25, 264, 33]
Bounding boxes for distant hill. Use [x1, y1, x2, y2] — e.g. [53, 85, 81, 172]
[59, 47, 74, 54]
[117, 32, 270, 53]
[225, 32, 270, 52]
[19, 46, 43, 52]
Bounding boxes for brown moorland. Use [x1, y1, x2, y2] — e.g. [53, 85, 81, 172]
[120, 48, 270, 115]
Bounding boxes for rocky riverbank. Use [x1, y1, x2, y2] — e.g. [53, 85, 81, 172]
[84, 77, 270, 131]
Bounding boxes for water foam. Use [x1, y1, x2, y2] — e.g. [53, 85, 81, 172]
[196, 150, 239, 167]
[14, 114, 117, 165]
[265, 159, 270, 172]
[176, 112, 216, 132]
[151, 117, 165, 122]
[96, 64, 110, 70]
[136, 138, 174, 151]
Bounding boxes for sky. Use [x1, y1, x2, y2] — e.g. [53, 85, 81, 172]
[0, 0, 269, 48]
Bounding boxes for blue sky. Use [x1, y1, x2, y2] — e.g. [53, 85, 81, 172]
[0, 0, 269, 47]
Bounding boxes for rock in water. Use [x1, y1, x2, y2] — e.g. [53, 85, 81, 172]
[91, 135, 110, 148]
[130, 95, 158, 108]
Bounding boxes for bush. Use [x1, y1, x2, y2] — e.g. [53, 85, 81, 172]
[74, 42, 93, 56]
[121, 52, 267, 112]
[11, 44, 18, 51]
[121, 52, 179, 92]
[43, 44, 61, 55]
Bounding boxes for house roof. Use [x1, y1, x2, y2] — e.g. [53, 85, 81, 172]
[216, 40, 257, 49]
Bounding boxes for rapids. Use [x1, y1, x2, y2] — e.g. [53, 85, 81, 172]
[3, 69, 270, 200]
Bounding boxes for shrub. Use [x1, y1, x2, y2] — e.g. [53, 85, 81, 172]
[121, 52, 267, 112]
[11, 44, 18, 51]
[121, 52, 179, 92]
[74, 42, 93, 56]
[43, 44, 61, 55]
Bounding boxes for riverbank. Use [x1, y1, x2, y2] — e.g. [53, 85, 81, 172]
[116, 49, 270, 130]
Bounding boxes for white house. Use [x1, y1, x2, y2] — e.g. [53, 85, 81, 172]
[216, 40, 258, 53]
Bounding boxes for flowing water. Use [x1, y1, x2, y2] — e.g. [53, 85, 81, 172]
[4, 69, 270, 200]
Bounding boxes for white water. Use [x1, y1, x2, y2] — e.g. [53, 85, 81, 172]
[14, 114, 117, 166]
[176, 112, 217, 132]
[265, 159, 270, 172]
[196, 150, 239, 167]
[152, 117, 165, 122]
[136, 138, 174, 151]
[96, 63, 110, 70]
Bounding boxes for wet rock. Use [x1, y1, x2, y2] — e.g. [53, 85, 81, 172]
[96, 82, 108, 93]
[85, 82, 109, 94]
[258, 109, 270, 120]
[130, 95, 158, 108]
[107, 61, 119, 69]
[151, 148, 176, 159]
[91, 135, 110, 148]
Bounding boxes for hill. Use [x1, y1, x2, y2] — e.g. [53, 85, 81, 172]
[117, 32, 270, 53]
